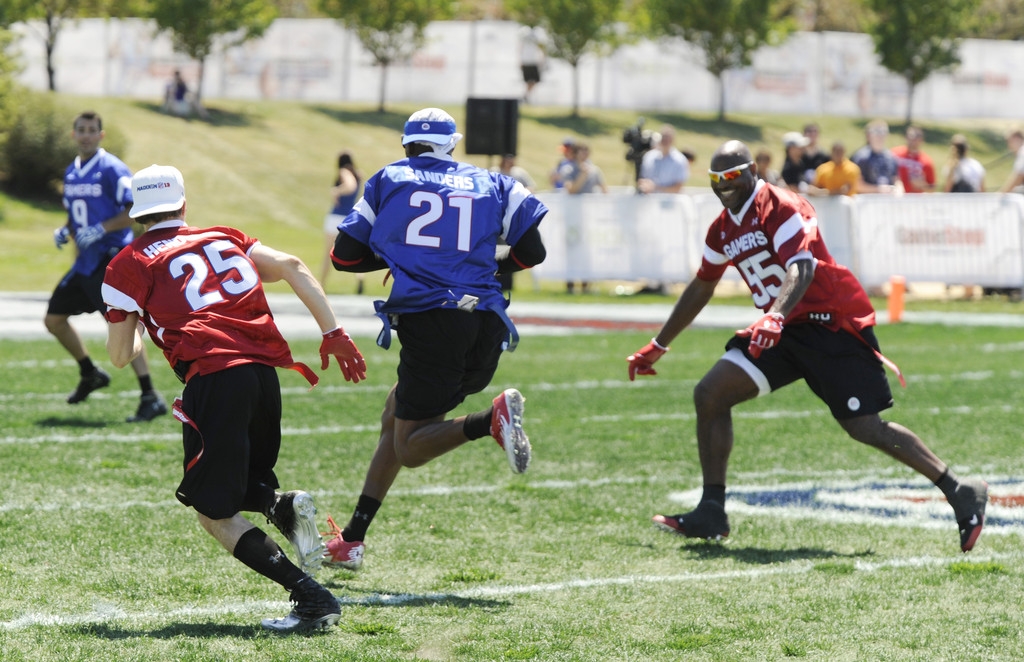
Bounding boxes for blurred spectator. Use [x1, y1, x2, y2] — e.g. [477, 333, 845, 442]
[491, 154, 535, 292]
[549, 137, 575, 190]
[162, 70, 206, 119]
[813, 141, 860, 196]
[320, 151, 363, 291]
[520, 26, 545, 104]
[561, 142, 606, 294]
[561, 142, 608, 195]
[781, 131, 810, 192]
[943, 134, 985, 193]
[755, 149, 780, 186]
[492, 154, 536, 191]
[637, 124, 690, 194]
[851, 119, 899, 193]
[998, 129, 1024, 193]
[891, 125, 936, 193]
[801, 122, 830, 175]
[163, 70, 191, 116]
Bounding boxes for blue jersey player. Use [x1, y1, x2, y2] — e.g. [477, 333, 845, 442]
[46, 111, 167, 422]
[323, 108, 548, 571]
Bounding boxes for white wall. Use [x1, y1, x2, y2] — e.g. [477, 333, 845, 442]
[11, 19, 1024, 119]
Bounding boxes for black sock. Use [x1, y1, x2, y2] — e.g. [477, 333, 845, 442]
[78, 357, 95, 377]
[241, 482, 277, 516]
[343, 495, 382, 542]
[935, 467, 960, 501]
[463, 409, 493, 440]
[137, 374, 154, 394]
[701, 484, 727, 507]
[232, 527, 307, 590]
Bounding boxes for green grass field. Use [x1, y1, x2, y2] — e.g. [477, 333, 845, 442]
[2, 322, 1023, 661]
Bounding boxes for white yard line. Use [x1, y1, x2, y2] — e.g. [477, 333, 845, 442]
[3, 550, 1021, 630]
[6, 401, 1014, 445]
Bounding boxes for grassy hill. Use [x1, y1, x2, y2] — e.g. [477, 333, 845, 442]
[2, 95, 1021, 299]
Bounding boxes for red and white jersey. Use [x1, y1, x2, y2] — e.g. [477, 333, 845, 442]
[697, 181, 875, 333]
[101, 221, 297, 379]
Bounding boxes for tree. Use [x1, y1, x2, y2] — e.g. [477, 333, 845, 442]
[964, 0, 1024, 40]
[318, 0, 454, 113]
[507, 0, 624, 117]
[147, 0, 277, 108]
[865, 0, 980, 125]
[0, 0, 114, 92]
[792, 0, 874, 33]
[645, 0, 795, 121]
[0, 28, 23, 132]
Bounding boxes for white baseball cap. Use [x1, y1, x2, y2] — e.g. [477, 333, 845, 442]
[401, 107, 463, 146]
[130, 164, 185, 218]
[782, 131, 810, 149]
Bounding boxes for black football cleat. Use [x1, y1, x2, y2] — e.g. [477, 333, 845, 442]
[67, 368, 111, 404]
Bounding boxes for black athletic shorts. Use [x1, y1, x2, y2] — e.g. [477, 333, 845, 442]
[175, 363, 282, 520]
[46, 248, 121, 316]
[394, 308, 506, 421]
[724, 324, 894, 420]
[521, 64, 541, 84]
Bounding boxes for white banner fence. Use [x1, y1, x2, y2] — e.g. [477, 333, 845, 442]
[532, 190, 1024, 291]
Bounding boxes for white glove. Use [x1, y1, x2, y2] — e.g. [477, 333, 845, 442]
[54, 226, 70, 249]
[74, 225, 105, 250]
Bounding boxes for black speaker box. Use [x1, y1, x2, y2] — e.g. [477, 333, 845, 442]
[464, 98, 519, 156]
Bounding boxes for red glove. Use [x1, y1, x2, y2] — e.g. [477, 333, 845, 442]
[737, 312, 784, 359]
[627, 338, 669, 381]
[319, 328, 367, 383]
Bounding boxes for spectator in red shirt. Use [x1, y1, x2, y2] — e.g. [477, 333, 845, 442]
[891, 125, 936, 193]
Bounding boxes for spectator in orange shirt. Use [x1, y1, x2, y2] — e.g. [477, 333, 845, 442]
[891, 126, 935, 193]
[813, 141, 861, 196]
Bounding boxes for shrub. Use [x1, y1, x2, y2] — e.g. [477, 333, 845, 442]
[0, 92, 75, 199]
[0, 92, 127, 200]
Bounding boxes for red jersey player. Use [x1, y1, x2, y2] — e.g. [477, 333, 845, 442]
[627, 140, 988, 554]
[102, 164, 366, 633]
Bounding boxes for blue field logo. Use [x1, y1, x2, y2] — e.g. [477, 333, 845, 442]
[668, 477, 1024, 535]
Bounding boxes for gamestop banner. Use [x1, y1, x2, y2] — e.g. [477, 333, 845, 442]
[533, 191, 1024, 290]
[850, 194, 1024, 289]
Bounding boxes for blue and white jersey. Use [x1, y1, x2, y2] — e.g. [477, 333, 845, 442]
[63, 148, 134, 276]
[340, 153, 547, 314]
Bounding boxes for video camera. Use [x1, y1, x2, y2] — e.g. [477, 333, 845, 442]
[623, 117, 655, 187]
[623, 117, 655, 164]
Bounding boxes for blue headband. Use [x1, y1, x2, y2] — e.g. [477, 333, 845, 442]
[404, 120, 455, 137]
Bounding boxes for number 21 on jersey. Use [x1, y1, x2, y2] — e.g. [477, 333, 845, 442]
[405, 191, 474, 252]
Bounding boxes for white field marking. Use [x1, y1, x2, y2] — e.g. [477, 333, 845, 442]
[2, 401, 1017, 445]
[3, 550, 1023, 631]
[666, 477, 1024, 539]
[980, 341, 1024, 353]
[0, 468, 989, 513]
[0, 342, 1013, 371]
[0, 383, 395, 402]
[0, 475, 667, 513]
[0, 469, 912, 513]
[0, 377, 686, 403]
[0, 423, 380, 445]
[3, 358, 79, 369]
[4, 362, 1021, 403]
[582, 402, 1015, 424]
